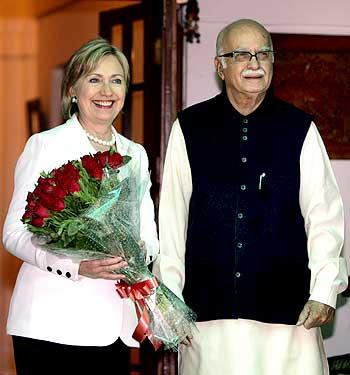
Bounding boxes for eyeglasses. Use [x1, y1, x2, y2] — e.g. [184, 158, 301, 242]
[217, 50, 275, 63]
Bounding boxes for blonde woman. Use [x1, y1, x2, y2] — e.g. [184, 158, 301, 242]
[3, 38, 159, 374]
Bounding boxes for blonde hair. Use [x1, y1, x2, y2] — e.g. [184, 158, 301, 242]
[61, 38, 130, 120]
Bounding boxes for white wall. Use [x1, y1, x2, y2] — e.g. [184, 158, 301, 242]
[184, 0, 350, 357]
[326, 161, 350, 356]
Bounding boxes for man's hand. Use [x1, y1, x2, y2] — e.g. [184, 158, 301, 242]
[296, 300, 335, 329]
[138, 240, 146, 259]
[79, 257, 127, 280]
[181, 334, 193, 346]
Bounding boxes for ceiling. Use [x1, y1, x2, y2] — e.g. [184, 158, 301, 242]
[0, 0, 141, 18]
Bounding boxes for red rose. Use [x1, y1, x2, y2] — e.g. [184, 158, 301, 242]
[25, 193, 37, 210]
[37, 176, 55, 185]
[39, 194, 65, 211]
[37, 193, 53, 208]
[22, 210, 33, 220]
[81, 155, 98, 170]
[41, 183, 56, 194]
[54, 163, 81, 193]
[95, 151, 109, 167]
[61, 163, 80, 181]
[65, 180, 81, 193]
[26, 192, 35, 203]
[33, 203, 50, 218]
[33, 178, 57, 198]
[81, 155, 104, 180]
[31, 217, 45, 227]
[54, 186, 67, 199]
[108, 152, 123, 169]
[89, 166, 103, 180]
[50, 199, 65, 212]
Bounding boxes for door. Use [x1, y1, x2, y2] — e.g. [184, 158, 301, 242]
[100, 1, 163, 203]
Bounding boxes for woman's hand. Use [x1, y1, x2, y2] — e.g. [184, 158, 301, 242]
[78, 257, 128, 280]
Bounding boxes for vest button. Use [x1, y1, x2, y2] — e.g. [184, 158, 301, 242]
[235, 272, 241, 278]
[240, 184, 246, 191]
[242, 127, 248, 133]
[242, 118, 248, 124]
[241, 157, 247, 163]
[242, 136, 248, 141]
[237, 213, 243, 219]
[237, 242, 243, 248]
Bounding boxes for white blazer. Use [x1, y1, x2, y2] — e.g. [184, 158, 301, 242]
[3, 115, 159, 347]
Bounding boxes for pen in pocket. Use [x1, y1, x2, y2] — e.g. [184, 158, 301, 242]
[258, 172, 266, 190]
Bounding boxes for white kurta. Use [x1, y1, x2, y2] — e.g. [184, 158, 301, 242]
[153, 119, 348, 375]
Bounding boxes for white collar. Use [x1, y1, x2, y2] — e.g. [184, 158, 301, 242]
[68, 114, 128, 155]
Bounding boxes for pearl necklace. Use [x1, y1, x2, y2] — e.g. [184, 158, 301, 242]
[84, 129, 116, 146]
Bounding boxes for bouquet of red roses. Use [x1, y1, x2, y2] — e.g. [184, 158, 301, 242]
[22, 148, 196, 351]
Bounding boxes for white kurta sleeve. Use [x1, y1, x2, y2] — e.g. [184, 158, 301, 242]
[138, 144, 159, 264]
[299, 122, 348, 308]
[152, 119, 192, 300]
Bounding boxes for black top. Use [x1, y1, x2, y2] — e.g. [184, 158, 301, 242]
[178, 92, 313, 324]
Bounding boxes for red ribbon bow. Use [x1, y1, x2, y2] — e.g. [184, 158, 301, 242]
[116, 277, 162, 350]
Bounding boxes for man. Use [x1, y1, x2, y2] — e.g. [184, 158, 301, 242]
[153, 19, 348, 375]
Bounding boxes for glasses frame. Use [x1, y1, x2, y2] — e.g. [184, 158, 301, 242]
[217, 49, 275, 63]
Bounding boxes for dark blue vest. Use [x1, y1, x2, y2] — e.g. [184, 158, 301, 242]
[178, 92, 312, 325]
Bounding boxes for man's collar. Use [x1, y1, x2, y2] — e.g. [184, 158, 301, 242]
[216, 89, 275, 119]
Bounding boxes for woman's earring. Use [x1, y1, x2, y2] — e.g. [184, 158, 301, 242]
[69, 96, 78, 118]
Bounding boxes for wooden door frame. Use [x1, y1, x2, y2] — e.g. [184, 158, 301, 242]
[160, 0, 184, 184]
[154, 3, 184, 374]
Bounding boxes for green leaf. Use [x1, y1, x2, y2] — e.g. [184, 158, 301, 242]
[123, 155, 132, 165]
[67, 220, 83, 236]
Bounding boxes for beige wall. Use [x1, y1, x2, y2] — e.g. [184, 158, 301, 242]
[0, 19, 38, 375]
[39, 12, 100, 122]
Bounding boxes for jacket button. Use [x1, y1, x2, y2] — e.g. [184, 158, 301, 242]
[237, 242, 243, 248]
[235, 272, 241, 278]
[65, 272, 71, 278]
[56, 269, 62, 275]
[47, 266, 52, 272]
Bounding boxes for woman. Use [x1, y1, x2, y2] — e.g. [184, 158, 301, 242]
[3, 38, 159, 374]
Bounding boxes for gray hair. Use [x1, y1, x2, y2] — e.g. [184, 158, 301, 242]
[61, 37, 130, 120]
[216, 19, 273, 56]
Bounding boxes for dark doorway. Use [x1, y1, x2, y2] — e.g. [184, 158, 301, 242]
[100, 1, 163, 201]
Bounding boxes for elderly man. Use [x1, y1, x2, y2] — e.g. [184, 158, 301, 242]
[153, 19, 348, 375]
